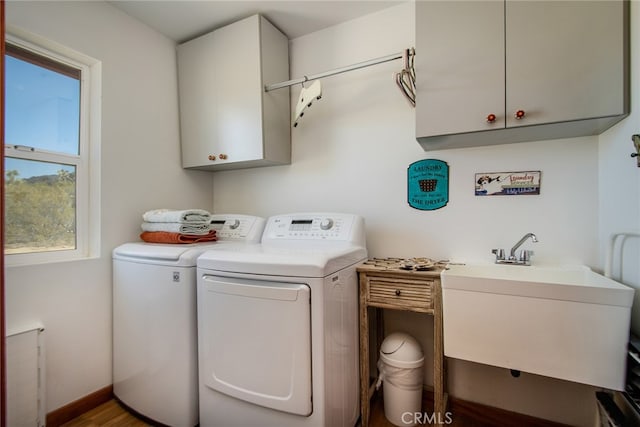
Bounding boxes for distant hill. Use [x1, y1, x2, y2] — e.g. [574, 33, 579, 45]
[23, 171, 76, 185]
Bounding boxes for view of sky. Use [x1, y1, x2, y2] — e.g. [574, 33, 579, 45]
[4, 54, 80, 178]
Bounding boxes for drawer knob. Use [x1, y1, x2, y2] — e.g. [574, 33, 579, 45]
[395, 289, 401, 296]
[514, 109, 526, 120]
[486, 113, 496, 123]
[219, 153, 228, 160]
[208, 155, 216, 161]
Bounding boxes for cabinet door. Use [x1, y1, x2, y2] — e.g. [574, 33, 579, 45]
[178, 31, 220, 168]
[506, 1, 626, 128]
[416, 1, 505, 138]
[212, 16, 264, 163]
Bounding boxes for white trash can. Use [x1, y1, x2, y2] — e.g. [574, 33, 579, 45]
[376, 332, 424, 427]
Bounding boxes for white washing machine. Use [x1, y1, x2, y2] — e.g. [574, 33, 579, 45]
[112, 214, 265, 427]
[197, 212, 367, 427]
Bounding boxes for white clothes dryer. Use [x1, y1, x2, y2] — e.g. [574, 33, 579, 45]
[112, 214, 265, 427]
[197, 213, 367, 427]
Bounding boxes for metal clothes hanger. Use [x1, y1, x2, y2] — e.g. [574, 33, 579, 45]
[395, 48, 416, 107]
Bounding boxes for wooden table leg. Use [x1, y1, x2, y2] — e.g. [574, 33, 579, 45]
[433, 281, 445, 417]
[359, 275, 370, 427]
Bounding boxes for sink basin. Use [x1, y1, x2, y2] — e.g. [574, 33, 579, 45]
[443, 264, 633, 306]
[441, 264, 634, 390]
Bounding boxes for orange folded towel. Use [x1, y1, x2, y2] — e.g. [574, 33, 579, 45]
[140, 230, 218, 244]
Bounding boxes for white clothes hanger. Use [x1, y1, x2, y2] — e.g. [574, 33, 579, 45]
[293, 79, 322, 128]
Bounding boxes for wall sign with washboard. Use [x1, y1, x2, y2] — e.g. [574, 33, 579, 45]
[407, 159, 449, 210]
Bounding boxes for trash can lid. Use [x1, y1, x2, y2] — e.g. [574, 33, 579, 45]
[380, 332, 424, 368]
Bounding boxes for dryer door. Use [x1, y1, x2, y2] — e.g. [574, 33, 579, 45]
[199, 275, 312, 416]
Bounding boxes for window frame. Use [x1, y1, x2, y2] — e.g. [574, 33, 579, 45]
[4, 31, 100, 266]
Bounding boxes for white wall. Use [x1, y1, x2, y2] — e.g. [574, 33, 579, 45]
[599, 1, 640, 335]
[211, 3, 605, 426]
[5, 1, 213, 412]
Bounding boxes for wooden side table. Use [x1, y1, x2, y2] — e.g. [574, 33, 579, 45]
[357, 259, 447, 426]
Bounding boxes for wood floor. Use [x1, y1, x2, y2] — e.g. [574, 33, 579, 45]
[60, 400, 149, 427]
[63, 398, 554, 427]
[368, 393, 489, 427]
[59, 399, 471, 427]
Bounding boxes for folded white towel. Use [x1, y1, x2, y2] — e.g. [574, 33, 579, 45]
[141, 222, 211, 235]
[142, 209, 211, 223]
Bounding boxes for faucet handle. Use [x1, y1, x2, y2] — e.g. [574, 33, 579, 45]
[492, 248, 505, 260]
[519, 250, 534, 263]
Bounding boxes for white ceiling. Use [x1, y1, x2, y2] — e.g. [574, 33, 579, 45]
[108, 0, 406, 43]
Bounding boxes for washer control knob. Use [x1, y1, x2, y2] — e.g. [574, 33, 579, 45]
[229, 219, 240, 229]
[320, 218, 334, 230]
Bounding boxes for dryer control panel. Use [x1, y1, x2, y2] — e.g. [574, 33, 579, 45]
[263, 213, 365, 245]
[209, 214, 265, 242]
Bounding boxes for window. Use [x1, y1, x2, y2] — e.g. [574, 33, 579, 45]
[4, 34, 100, 265]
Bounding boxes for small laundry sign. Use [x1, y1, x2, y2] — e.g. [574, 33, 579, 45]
[475, 171, 541, 196]
[408, 159, 449, 210]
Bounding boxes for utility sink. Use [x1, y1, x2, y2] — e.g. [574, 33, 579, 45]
[441, 264, 634, 390]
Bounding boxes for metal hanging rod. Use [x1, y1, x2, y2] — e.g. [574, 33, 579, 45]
[264, 50, 410, 92]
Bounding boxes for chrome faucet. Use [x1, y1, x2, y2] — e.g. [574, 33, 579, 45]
[492, 233, 538, 265]
[509, 232, 538, 259]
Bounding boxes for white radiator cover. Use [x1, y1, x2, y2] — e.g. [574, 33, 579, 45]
[7, 327, 46, 427]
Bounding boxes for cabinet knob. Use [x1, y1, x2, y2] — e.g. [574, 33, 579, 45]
[208, 155, 216, 161]
[515, 110, 526, 120]
[219, 154, 228, 160]
[486, 114, 497, 123]
[395, 289, 401, 296]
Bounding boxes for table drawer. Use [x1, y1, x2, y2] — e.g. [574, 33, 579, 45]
[367, 276, 433, 310]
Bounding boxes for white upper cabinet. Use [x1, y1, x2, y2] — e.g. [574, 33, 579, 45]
[178, 15, 290, 170]
[415, 1, 629, 151]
